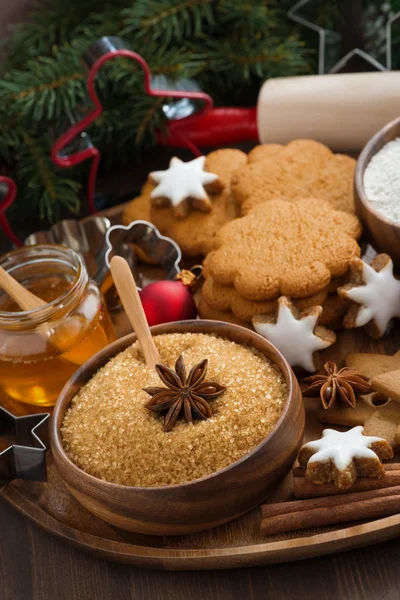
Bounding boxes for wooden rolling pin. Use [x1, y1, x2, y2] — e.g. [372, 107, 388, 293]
[168, 72, 400, 153]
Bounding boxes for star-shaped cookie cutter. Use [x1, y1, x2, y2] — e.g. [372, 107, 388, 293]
[0, 407, 50, 487]
[288, 0, 400, 73]
[51, 36, 213, 215]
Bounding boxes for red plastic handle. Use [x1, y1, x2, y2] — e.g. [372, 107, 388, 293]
[164, 107, 258, 147]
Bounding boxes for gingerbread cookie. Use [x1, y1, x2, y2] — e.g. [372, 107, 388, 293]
[298, 426, 393, 489]
[253, 297, 336, 372]
[197, 297, 249, 328]
[319, 394, 400, 450]
[207, 198, 361, 301]
[346, 353, 400, 379]
[372, 370, 400, 404]
[232, 140, 356, 215]
[338, 254, 400, 338]
[122, 149, 247, 257]
[202, 276, 329, 321]
[247, 143, 283, 163]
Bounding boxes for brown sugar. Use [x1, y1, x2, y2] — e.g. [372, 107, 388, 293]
[61, 333, 288, 487]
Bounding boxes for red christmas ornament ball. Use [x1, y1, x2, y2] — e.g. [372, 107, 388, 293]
[139, 280, 197, 326]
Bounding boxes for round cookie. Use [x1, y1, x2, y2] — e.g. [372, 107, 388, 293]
[201, 277, 237, 312]
[122, 183, 152, 224]
[232, 139, 356, 215]
[197, 297, 249, 329]
[202, 276, 329, 322]
[247, 144, 283, 163]
[208, 198, 361, 301]
[230, 286, 329, 323]
[199, 293, 344, 330]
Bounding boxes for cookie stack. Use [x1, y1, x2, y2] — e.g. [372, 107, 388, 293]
[199, 198, 362, 330]
[122, 139, 361, 330]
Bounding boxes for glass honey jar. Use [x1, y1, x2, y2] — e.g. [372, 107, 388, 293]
[0, 245, 115, 406]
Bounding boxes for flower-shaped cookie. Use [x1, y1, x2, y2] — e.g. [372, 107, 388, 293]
[338, 254, 400, 339]
[207, 198, 361, 301]
[232, 139, 356, 215]
[253, 297, 336, 372]
[298, 426, 394, 489]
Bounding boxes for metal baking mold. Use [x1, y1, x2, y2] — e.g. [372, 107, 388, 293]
[24, 215, 137, 289]
[105, 220, 182, 288]
[0, 407, 50, 487]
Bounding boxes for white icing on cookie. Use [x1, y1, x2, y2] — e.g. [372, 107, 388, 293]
[252, 297, 333, 372]
[303, 426, 385, 470]
[150, 156, 218, 207]
[345, 258, 400, 335]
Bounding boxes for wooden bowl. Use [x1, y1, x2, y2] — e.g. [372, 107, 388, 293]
[355, 115, 400, 264]
[51, 320, 304, 536]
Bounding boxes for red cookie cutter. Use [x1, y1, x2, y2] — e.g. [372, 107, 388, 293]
[51, 36, 214, 214]
[0, 177, 21, 247]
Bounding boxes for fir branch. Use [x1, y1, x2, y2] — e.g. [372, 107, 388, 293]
[202, 35, 309, 80]
[135, 96, 165, 144]
[216, 0, 277, 35]
[14, 134, 81, 220]
[3, 0, 105, 69]
[122, 0, 216, 43]
[0, 51, 86, 122]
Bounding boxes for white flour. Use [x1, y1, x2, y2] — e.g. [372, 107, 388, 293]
[364, 137, 400, 224]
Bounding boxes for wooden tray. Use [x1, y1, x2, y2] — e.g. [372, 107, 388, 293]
[1, 322, 400, 570]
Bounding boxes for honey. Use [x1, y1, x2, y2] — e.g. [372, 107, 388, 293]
[0, 245, 115, 407]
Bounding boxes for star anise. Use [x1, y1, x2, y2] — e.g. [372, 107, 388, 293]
[302, 361, 374, 409]
[143, 355, 226, 431]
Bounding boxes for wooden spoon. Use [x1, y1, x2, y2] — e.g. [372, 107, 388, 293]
[0, 265, 108, 366]
[110, 256, 160, 369]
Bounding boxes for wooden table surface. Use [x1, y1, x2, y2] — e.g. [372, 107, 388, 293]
[2, 149, 400, 600]
[1, 499, 400, 600]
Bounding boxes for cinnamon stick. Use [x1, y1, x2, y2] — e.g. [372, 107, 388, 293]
[293, 463, 400, 478]
[261, 486, 400, 536]
[293, 471, 400, 499]
[262, 485, 400, 519]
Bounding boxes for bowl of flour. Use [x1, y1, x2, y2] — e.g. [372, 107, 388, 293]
[355, 115, 400, 265]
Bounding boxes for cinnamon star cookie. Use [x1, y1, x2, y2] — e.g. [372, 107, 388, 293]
[298, 426, 393, 489]
[338, 254, 400, 338]
[252, 296, 336, 373]
[122, 149, 247, 257]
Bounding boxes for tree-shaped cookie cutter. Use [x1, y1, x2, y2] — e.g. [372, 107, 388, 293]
[51, 36, 213, 215]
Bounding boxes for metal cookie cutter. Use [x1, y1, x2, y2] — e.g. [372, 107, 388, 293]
[0, 177, 20, 247]
[24, 215, 138, 290]
[0, 407, 50, 487]
[105, 220, 182, 287]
